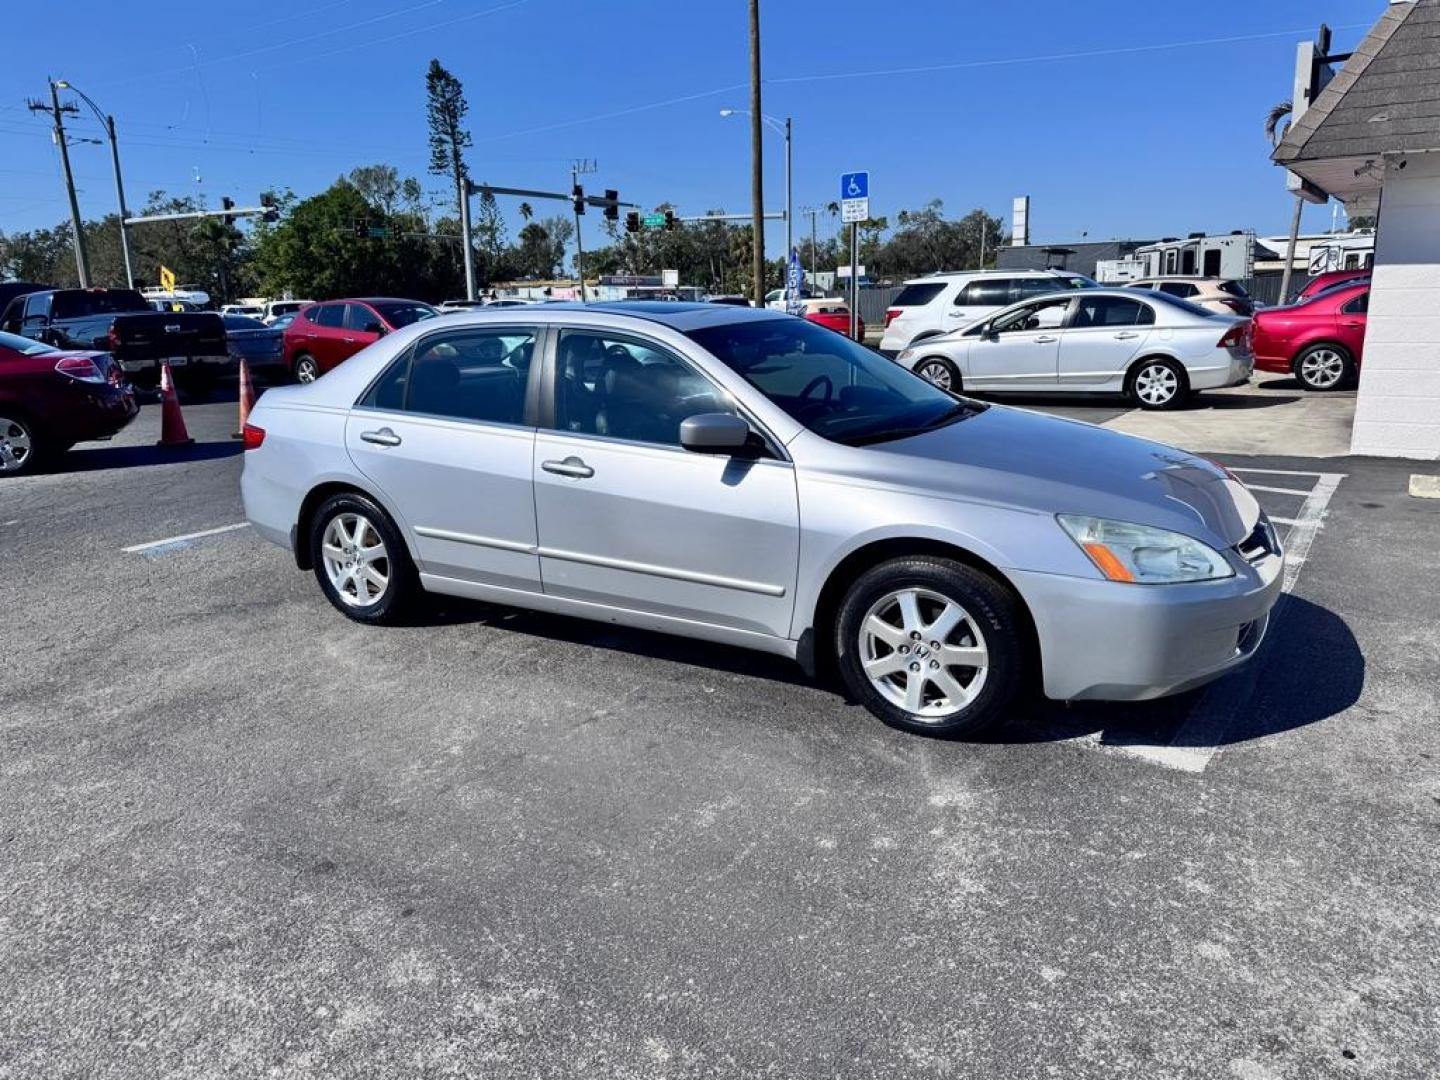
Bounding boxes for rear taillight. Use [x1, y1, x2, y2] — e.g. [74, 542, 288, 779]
[241, 423, 265, 450]
[884, 308, 902, 327]
[1217, 322, 1250, 349]
[54, 356, 106, 384]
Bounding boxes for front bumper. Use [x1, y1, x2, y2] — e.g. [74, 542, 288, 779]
[1010, 547, 1284, 702]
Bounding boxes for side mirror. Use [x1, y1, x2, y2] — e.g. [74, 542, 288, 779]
[679, 412, 752, 454]
[364, 321, 386, 336]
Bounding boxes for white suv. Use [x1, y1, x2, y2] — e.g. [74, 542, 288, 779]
[879, 270, 1094, 354]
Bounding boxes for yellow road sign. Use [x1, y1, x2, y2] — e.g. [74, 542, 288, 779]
[159, 266, 176, 292]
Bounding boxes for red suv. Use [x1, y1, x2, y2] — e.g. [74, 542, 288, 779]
[1252, 282, 1368, 391]
[282, 298, 438, 383]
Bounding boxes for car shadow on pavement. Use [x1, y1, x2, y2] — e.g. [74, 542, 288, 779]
[46, 440, 243, 474]
[997, 595, 1364, 749]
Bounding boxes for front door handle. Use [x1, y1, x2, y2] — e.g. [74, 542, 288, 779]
[1114, 331, 1139, 339]
[360, 427, 402, 447]
[1033, 335, 1058, 343]
[542, 456, 594, 479]
[342, 336, 355, 343]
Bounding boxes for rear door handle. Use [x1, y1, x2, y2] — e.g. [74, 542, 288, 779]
[1114, 331, 1139, 339]
[1340, 320, 1364, 328]
[360, 427, 402, 447]
[1033, 335, 1058, 343]
[542, 456, 594, 479]
[342, 336, 355, 343]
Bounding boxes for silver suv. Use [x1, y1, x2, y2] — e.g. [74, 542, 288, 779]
[241, 303, 1281, 737]
[879, 270, 1094, 355]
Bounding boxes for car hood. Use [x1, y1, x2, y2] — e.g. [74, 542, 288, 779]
[852, 404, 1259, 549]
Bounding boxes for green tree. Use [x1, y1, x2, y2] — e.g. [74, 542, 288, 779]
[426, 59, 473, 284]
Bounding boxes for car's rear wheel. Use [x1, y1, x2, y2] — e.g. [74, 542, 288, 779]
[309, 492, 418, 624]
[915, 357, 961, 393]
[835, 556, 1024, 737]
[1294, 344, 1353, 391]
[0, 412, 42, 476]
[293, 354, 320, 384]
[1128, 358, 1188, 410]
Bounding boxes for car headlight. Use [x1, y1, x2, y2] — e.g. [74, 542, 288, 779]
[896, 348, 915, 363]
[1057, 515, 1234, 584]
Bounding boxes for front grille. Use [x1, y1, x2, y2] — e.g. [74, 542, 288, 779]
[1236, 515, 1281, 563]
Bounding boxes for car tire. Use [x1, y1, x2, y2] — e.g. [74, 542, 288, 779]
[293, 354, 320, 384]
[0, 410, 44, 477]
[1127, 357, 1188, 410]
[1293, 344, 1354, 392]
[914, 357, 962, 393]
[308, 492, 419, 625]
[835, 556, 1024, 737]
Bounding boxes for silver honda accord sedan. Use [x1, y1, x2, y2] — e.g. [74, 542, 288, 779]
[241, 302, 1283, 737]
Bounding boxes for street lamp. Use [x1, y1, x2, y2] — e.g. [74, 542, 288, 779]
[55, 80, 134, 288]
[721, 107, 792, 291]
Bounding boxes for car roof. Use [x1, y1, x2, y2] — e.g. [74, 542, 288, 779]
[902, 269, 1082, 285]
[1130, 275, 1230, 282]
[437, 300, 790, 333]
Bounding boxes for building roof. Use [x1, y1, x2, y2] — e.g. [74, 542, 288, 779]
[1274, 0, 1440, 166]
[995, 240, 1147, 277]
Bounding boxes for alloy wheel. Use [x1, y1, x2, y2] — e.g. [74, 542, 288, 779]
[858, 587, 989, 720]
[321, 513, 390, 607]
[1299, 348, 1346, 389]
[1134, 363, 1179, 406]
[917, 360, 953, 390]
[295, 357, 319, 384]
[0, 416, 34, 473]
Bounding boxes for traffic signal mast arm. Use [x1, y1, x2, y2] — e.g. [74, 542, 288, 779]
[469, 182, 639, 211]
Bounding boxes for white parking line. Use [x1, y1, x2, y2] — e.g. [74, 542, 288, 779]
[1229, 467, 1329, 478]
[1244, 484, 1313, 497]
[1112, 471, 1346, 774]
[122, 522, 250, 555]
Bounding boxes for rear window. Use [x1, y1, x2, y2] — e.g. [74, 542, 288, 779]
[51, 290, 150, 319]
[956, 279, 1016, 306]
[372, 301, 438, 328]
[890, 283, 946, 307]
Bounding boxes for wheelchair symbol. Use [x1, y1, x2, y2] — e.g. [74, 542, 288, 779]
[846, 177, 862, 197]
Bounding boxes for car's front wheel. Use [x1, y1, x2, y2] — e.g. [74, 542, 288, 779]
[1128, 358, 1188, 410]
[1294, 344, 1354, 391]
[835, 556, 1025, 737]
[309, 492, 418, 624]
[0, 412, 42, 476]
[915, 357, 961, 393]
[293, 354, 320, 384]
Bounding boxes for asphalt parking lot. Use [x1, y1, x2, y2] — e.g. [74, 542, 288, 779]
[3, 385, 1438, 1078]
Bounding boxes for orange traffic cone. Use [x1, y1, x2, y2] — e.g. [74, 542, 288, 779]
[232, 358, 257, 439]
[155, 362, 195, 447]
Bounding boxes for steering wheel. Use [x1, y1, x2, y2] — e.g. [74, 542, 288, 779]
[798, 374, 834, 405]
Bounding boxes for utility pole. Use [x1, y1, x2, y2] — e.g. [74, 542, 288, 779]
[748, 0, 765, 306]
[571, 159, 597, 302]
[459, 178, 477, 301]
[783, 116, 792, 268]
[801, 206, 820, 285]
[28, 79, 89, 287]
[56, 81, 134, 289]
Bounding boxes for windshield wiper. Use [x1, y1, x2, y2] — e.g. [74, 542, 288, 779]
[842, 403, 976, 446]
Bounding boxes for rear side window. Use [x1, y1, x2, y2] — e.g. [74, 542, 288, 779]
[891, 283, 946, 308]
[956, 279, 1016, 307]
[361, 328, 536, 425]
[1014, 277, 1073, 300]
[1157, 282, 1199, 298]
[50, 290, 148, 319]
[1072, 296, 1156, 328]
[312, 304, 344, 328]
[1341, 291, 1369, 315]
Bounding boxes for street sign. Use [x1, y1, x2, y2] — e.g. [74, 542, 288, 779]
[367, 226, 389, 239]
[159, 265, 176, 292]
[643, 213, 665, 230]
[841, 199, 869, 223]
[839, 172, 868, 200]
[662, 269, 679, 288]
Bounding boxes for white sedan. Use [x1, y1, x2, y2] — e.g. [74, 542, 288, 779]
[894, 289, 1254, 410]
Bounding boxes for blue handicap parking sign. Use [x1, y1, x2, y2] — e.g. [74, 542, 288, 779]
[840, 172, 869, 200]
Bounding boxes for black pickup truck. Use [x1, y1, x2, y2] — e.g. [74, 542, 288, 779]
[0, 288, 230, 386]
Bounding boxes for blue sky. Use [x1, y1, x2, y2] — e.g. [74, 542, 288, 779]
[0, 0, 1384, 255]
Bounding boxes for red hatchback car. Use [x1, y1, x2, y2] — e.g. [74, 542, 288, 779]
[1294, 268, 1370, 303]
[0, 330, 138, 475]
[282, 297, 438, 383]
[1252, 282, 1368, 391]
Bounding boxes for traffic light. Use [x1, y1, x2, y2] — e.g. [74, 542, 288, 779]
[572, 183, 585, 215]
[221, 196, 235, 225]
[625, 211, 640, 234]
[353, 221, 366, 238]
[603, 189, 619, 222]
[260, 192, 279, 224]
[663, 209, 678, 231]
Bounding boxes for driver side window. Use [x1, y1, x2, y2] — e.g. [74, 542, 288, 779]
[553, 330, 730, 447]
[992, 297, 1071, 334]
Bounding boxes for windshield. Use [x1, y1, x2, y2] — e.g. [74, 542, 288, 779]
[686, 317, 983, 446]
[0, 329, 59, 356]
[373, 301, 438, 328]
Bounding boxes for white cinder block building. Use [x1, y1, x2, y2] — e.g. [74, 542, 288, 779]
[1273, 0, 1440, 460]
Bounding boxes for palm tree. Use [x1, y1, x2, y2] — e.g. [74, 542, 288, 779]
[1267, 99, 1305, 304]
[518, 201, 533, 223]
